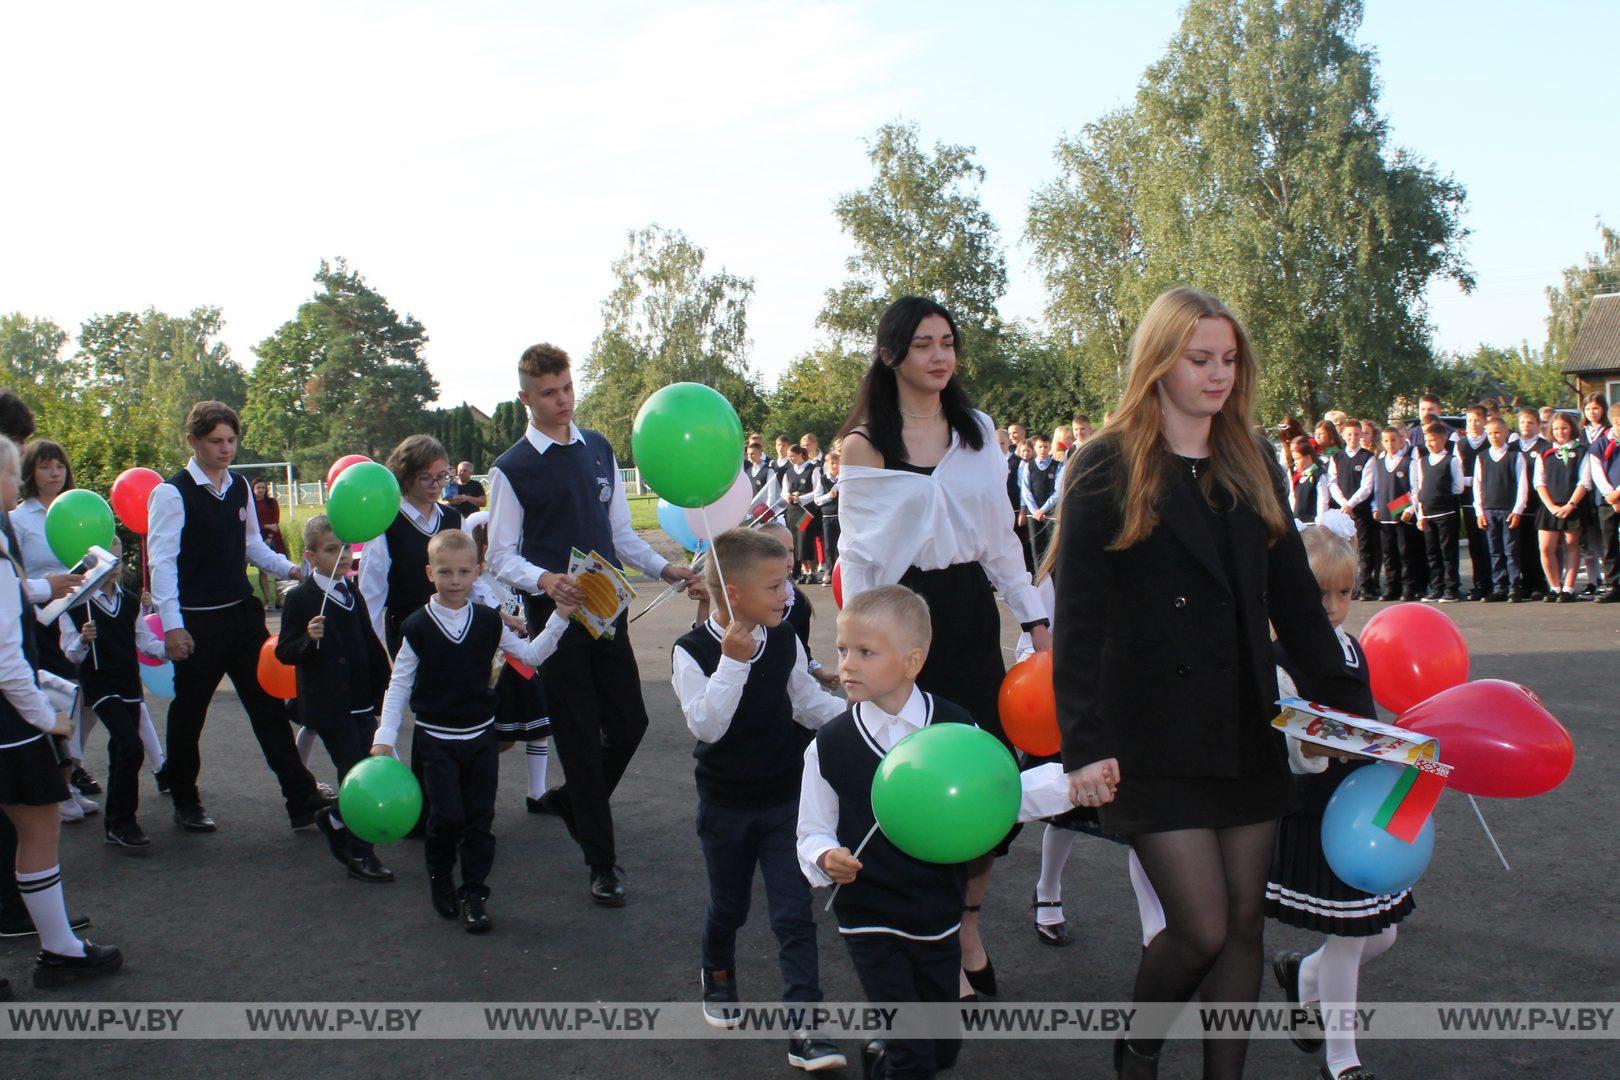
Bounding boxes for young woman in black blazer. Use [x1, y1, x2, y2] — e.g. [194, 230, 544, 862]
[1054, 287, 1364, 1080]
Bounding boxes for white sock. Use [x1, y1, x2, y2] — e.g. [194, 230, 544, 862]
[1314, 928, 1397, 1076]
[1127, 848, 1166, 947]
[138, 704, 166, 772]
[1034, 825, 1075, 923]
[526, 740, 550, 800]
[17, 866, 86, 957]
[295, 726, 318, 770]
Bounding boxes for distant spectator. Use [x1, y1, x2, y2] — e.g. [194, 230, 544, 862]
[251, 479, 287, 610]
[442, 461, 487, 511]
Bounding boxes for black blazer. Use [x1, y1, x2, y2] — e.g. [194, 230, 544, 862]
[1054, 438, 1365, 779]
[275, 579, 392, 732]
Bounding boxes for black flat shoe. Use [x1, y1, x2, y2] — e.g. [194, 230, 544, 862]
[461, 893, 493, 934]
[34, 940, 123, 988]
[1032, 895, 1069, 946]
[346, 852, 395, 883]
[526, 796, 549, 814]
[104, 822, 151, 849]
[1114, 1036, 1160, 1078]
[153, 766, 170, 795]
[961, 903, 997, 995]
[1271, 951, 1325, 1053]
[315, 809, 349, 867]
[590, 866, 627, 907]
[430, 874, 459, 919]
[71, 766, 102, 795]
[701, 968, 742, 1029]
[862, 1040, 887, 1080]
[173, 804, 216, 832]
[1321, 1066, 1376, 1080]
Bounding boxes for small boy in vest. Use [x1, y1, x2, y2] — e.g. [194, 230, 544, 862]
[797, 586, 1073, 1080]
[1412, 421, 1467, 602]
[1472, 417, 1529, 602]
[672, 528, 847, 1071]
[371, 529, 573, 933]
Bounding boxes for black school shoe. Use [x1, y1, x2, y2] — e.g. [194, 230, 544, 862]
[701, 968, 742, 1029]
[153, 766, 170, 795]
[288, 797, 333, 832]
[1271, 951, 1325, 1053]
[70, 766, 101, 795]
[34, 940, 123, 989]
[590, 865, 627, 907]
[104, 821, 151, 849]
[430, 874, 460, 919]
[346, 852, 395, 884]
[1596, 589, 1620, 604]
[1485, 591, 1508, 603]
[461, 891, 492, 934]
[788, 1033, 846, 1071]
[0, 912, 90, 939]
[173, 804, 216, 832]
[862, 1040, 888, 1080]
[314, 808, 350, 867]
[1321, 1066, 1377, 1080]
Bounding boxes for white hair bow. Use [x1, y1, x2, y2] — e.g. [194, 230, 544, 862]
[1313, 508, 1359, 543]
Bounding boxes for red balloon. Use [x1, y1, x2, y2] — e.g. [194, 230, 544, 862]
[326, 454, 371, 490]
[257, 637, 297, 700]
[830, 561, 843, 609]
[110, 467, 164, 535]
[1397, 680, 1573, 798]
[998, 650, 1059, 756]
[1358, 602, 1469, 714]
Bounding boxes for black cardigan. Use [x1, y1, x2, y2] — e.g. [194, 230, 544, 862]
[1053, 437, 1365, 779]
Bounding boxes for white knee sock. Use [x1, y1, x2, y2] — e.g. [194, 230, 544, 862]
[1306, 927, 1398, 1077]
[70, 700, 97, 764]
[526, 740, 550, 800]
[138, 704, 166, 772]
[295, 726, 317, 770]
[1127, 848, 1166, 947]
[1035, 825, 1075, 923]
[17, 866, 86, 957]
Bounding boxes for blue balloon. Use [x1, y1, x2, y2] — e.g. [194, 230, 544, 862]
[1321, 762, 1435, 895]
[141, 661, 176, 699]
[657, 498, 705, 553]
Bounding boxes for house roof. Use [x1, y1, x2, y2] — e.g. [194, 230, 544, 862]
[466, 404, 492, 426]
[1564, 294, 1620, 374]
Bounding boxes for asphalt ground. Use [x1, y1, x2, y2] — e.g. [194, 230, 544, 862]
[3, 556, 1617, 1079]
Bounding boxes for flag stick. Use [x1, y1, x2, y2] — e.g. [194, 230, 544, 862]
[1468, 794, 1510, 871]
[823, 822, 880, 912]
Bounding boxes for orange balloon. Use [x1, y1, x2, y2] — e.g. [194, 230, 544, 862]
[257, 637, 298, 700]
[998, 649, 1059, 756]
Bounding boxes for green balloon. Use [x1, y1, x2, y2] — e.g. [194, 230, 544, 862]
[870, 724, 1021, 864]
[631, 382, 744, 509]
[338, 756, 423, 844]
[326, 461, 401, 544]
[44, 489, 116, 567]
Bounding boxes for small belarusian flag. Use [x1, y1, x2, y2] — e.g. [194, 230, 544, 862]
[1386, 491, 1412, 515]
[1372, 759, 1452, 843]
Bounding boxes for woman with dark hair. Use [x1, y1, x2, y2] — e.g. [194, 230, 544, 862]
[836, 296, 1050, 1000]
[251, 479, 287, 610]
[1056, 287, 1365, 1079]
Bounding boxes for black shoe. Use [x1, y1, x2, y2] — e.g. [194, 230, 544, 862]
[1556, 590, 1575, 603]
[788, 1033, 846, 1071]
[430, 874, 459, 919]
[173, 804, 216, 832]
[0, 912, 90, 939]
[153, 766, 170, 796]
[1271, 951, 1325, 1053]
[1114, 1036, 1160, 1079]
[590, 865, 627, 907]
[1597, 589, 1620, 604]
[1033, 895, 1068, 946]
[461, 892, 493, 934]
[1506, 590, 1526, 604]
[345, 852, 395, 883]
[862, 1040, 888, 1080]
[103, 821, 151, 849]
[1320, 1066, 1377, 1080]
[1468, 589, 1489, 601]
[1529, 589, 1546, 601]
[1400, 592, 1420, 602]
[526, 796, 549, 814]
[289, 798, 332, 831]
[314, 808, 349, 867]
[1543, 590, 1561, 603]
[1378, 592, 1400, 602]
[1440, 590, 1463, 603]
[70, 766, 101, 795]
[700, 968, 741, 1028]
[540, 790, 578, 840]
[33, 940, 123, 988]
[963, 956, 996, 996]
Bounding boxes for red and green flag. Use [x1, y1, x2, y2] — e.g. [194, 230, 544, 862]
[1386, 491, 1412, 515]
[1373, 759, 1452, 843]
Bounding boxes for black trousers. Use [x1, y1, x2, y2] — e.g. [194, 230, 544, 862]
[1463, 509, 1490, 595]
[91, 696, 144, 828]
[1350, 507, 1381, 595]
[420, 729, 498, 893]
[383, 617, 432, 834]
[842, 932, 962, 1080]
[528, 601, 648, 869]
[1424, 514, 1462, 594]
[309, 707, 377, 858]
[1378, 522, 1425, 598]
[0, 814, 20, 922]
[696, 798, 821, 1003]
[165, 598, 319, 816]
[821, 515, 841, 572]
[1516, 513, 1547, 594]
[1601, 504, 1620, 589]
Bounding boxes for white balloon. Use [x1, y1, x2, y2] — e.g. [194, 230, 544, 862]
[685, 470, 754, 542]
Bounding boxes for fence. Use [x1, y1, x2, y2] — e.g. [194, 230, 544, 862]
[271, 469, 646, 508]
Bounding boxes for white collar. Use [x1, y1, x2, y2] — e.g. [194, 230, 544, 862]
[312, 570, 353, 607]
[1384, 448, 1408, 462]
[425, 596, 473, 641]
[400, 499, 440, 531]
[1467, 433, 1487, 447]
[185, 457, 233, 496]
[854, 684, 929, 733]
[1488, 444, 1512, 459]
[91, 588, 121, 614]
[1426, 448, 1449, 461]
[704, 615, 766, 660]
[15, 497, 45, 518]
[525, 423, 585, 455]
[1517, 436, 1541, 450]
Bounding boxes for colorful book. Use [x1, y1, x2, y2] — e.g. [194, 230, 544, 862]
[1372, 759, 1453, 842]
[565, 548, 637, 641]
[1272, 697, 1439, 765]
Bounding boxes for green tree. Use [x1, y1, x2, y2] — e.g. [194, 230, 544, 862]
[1547, 223, 1620, 365]
[490, 399, 528, 451]
[578, 225, 764, 460]
[765, 347, 868, 443]
[0, 313, 70, 388]
[1435, 343, 1572, 410]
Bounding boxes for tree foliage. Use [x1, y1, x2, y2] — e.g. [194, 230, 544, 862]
[1546, 223, 1620, 365]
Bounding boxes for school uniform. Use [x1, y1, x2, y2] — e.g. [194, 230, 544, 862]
[0, 537, 71, 809]
[486, 421, 671, 876]
[812, 471, 841, 572]
[147, 459, 321, 823]
[673, 618, 844, 1004]
[1267, 632, 1415, 935]
[1369, 450, 1423, 599]
[374, 599, 567, 900]
[1534, 443, 1590, 534]
[276, 572, 391, 861]
[59, 587, 166, 830]
[1290, 460, 1323, 525]
[1455, 433, 1491, 596]
[1588, 432, 1620, 598]
[471, 575, 551, 743]
[1516, 435, 1553, 594]
[1324, 448, 1380, 596]
[1472, 446, 1529, 596]
[10, 498, 76, 679]
[1018, 456, 1060, 563]
[357, 500, 465, 656]
[746, 460, 783, 524]
[1412, 447, 1465, 599]
[781, 462, 822, 569]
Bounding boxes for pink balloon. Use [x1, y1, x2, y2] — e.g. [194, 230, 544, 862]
[1397, 679, 1574, 799]
[326, 454, 371, 490]
[684, 470, 755, 543]
[139, 613, 164, 666]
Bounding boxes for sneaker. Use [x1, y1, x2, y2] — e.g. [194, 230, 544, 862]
[788, 1033, 847, 1071]
[70, 767, 101, 795]
[73, 790, 100, 816]
[1439, 590, 1463, 603]
[104, 822, 152, 849]
[701, 968, 742, 1029]
[1556, 590, 1575, 603]
[59, 797, 85, 823]
[1421, 592, 1441, 603]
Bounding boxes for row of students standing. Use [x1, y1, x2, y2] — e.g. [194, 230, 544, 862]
[745, 436, 841, 584]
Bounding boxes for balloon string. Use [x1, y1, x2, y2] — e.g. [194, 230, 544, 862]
[1467, 794, 1510, 871]
[700, 506, 735, 624]
[313, 554, 338, 652]
[823, 822, 880, 912]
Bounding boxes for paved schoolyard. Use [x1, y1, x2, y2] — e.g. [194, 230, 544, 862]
[3, 568, 1616, 1078]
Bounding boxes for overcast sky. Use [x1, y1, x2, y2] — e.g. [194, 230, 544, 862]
[3, 0, 1614, 413]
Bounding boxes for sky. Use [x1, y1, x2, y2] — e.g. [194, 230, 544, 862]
[2, 0, 1614, 415]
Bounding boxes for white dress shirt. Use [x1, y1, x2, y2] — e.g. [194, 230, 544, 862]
[1533, 443, 1590, 501]
[357, 498, 455, 643]
[1590, 432, 1620, 496]
[796, 685, 1073, 892]
[1324, 453, 1375, 510]
[0, 548, 56, 742]
[147, 459, 295, 632]
[1411, 450, 1466, 520]
[838, 411, 1045, 626]
[485, 422, 669, 596]
[1471, 446, 1529, 518]
[58, 588, 167, 667]
[11, 498, 66, 578]
[1460, 433, 1488, 488]
[671, 618, 845, 743]
[1018, 458, 1060, 515]
[373, 597, 569, 749]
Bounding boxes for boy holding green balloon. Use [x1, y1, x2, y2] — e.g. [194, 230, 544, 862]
[796, 585, 1073, 1080]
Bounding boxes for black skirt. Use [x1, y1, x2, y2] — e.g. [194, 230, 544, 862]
[1535, 505, 1584, 533]
[0, 735, 71, 806]
[1266, 813, 1415, 935]
[493, 663, 550, 742]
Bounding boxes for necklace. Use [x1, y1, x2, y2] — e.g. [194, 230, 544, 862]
[900, 403, 942, 420]
[1174, 453, 1203, 480]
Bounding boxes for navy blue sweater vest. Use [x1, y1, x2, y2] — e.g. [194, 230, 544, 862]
[383, 505, 462, 620]
[68, 588, 142, 705]
[1418, 450, 1459, 515]
[401, 604, 501, 735]
[1538, 447, 1585, 505]
[1372, 454, 1412, 521]
[1025, 459, 1058, 509]
[169, 470, 252, 609]
[491, 431, 619, 572]
[1476, 450, 1519, 511]
[1335, 448, 1373, 499]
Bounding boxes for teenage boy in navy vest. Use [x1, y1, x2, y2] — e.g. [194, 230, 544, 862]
[486, 344, 698, 906]
[148, 401, 324, 833]
[1455, 406, 1492, 598]
[798, 586, 1072, 1080]
[672, 528, 846, 1071]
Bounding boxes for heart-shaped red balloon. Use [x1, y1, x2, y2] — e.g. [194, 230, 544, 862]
[1359, 602, 1470, 714]
[1396, 679, 1573, 798]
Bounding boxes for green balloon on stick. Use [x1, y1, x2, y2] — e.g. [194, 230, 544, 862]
[870, 724, 1021, 864]
[326, 461, 400, 544]
[44, 489, 117, 566]
[338, 756, 423, 843]
[631, 383, 744, 509]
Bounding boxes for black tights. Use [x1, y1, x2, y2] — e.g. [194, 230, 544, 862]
[1126, 820, 1277, 1080]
